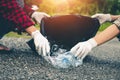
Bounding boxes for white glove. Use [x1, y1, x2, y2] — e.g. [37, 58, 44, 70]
[70, 38, 97, 60]
[31, 5, 39, 11]
[32, 30, 50, 56]
[31, 12, 50, 24]
[92, 13, 111, 24]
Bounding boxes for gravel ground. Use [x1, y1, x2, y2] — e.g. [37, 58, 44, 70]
[0, 37, 120, 80]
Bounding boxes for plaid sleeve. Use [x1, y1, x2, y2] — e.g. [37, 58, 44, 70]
[113, 17, 120, 30]
[0, 0, 34, 31]
[23, 4, 35, 17]
[16, 0, 34, 17]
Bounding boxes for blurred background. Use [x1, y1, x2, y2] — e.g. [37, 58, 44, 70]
[25, 0, 120, 16]
[6, 0, 120, 37]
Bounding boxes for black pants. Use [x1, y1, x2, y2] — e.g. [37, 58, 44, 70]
[27, 15, 100, 51]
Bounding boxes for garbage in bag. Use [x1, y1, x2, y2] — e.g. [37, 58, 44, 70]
[27, 40, 83, 68]
[44, 51, 83, 68]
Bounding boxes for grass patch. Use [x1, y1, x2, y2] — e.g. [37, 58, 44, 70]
[98, 22, 112, 31]
[5, 32, 31, 38]
[4, 24, 40, 38]
[4, 23, 111, 38]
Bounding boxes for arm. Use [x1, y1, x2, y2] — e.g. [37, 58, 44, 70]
[23, 3, 50, 24]
[25, 25, 37, 35]
[92, 13, 120, 24]
[0, 0, 34, 31]
[16, 0, 35, 17]
[70, 16, 120, 60]
[23, 4, 35, 17]
[16, 0, 50, 24]
[0, 0, 50, 56]
[92, 14, 120, 45]
[26, 25, 50, 56]
[111, 15, 120, 21]
[94, 24, 120, 45]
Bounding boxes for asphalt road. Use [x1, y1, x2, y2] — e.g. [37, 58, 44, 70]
[0, 37, 120, 80]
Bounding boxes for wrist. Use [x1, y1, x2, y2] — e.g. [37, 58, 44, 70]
[113, 17, 120, 30]
[111, 15, 120, 21]
[25, 25, 37, 35]
[106, 14, 112, 22]
[31, 30, 41, 38]
[87, 38, 97, 49]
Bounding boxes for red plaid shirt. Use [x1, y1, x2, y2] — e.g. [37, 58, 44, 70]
[0, 0, 35, 32]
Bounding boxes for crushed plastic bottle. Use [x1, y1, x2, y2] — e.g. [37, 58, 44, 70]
[27, 39, 83, 68]
[44, 51, 83, 69]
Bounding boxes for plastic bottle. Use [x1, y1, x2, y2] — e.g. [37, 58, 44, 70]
[49, 51, 83, 68]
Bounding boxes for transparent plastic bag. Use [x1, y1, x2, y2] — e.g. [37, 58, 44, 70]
[43, 45, 83, 68]
[27, 39, 83, 68]
[52, 52, 82, 68]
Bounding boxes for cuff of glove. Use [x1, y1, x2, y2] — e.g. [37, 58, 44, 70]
[31, 12, 37, 18]
[87, 38, 97, 48]
[31, 30, 41, 38]
[106, 14, 112, 22]
[31, 5, 39, 11]
[113, 17, 120, 30]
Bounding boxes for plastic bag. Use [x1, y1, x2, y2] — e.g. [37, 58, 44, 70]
[43, 45, 83, 69]
[49, 52, 82, 68]
[27, 40, 83, 68]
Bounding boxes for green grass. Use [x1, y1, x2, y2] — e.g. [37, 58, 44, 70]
[5, 32, 31, 38]
[5, 24, 40, 38]
[98, 22, 112, 31]
[4, 23, 111, 38]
